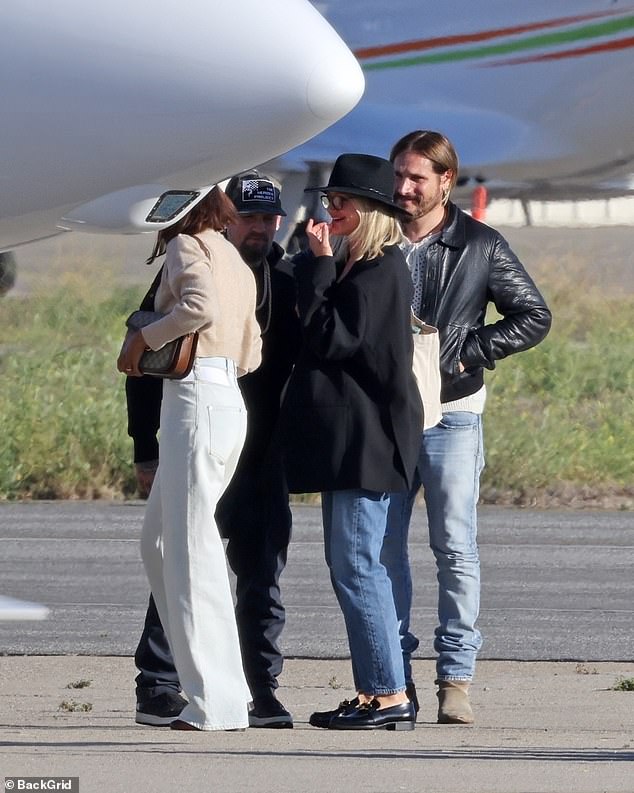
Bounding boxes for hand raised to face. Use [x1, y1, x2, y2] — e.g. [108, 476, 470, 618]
[305, 218, 332, 257]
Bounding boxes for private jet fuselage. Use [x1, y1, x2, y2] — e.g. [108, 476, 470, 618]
[0, 0, 363, 252]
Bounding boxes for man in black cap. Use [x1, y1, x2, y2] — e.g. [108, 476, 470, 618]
[129, 171, 300, 728]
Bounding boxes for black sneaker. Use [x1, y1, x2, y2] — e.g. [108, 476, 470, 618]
[135, 690, 187, 726]
[248, 692, 293, 728]
[406, 681, 420, 714]
[309, 697, 359, 729]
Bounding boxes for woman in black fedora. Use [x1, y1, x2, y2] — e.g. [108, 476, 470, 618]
[281, 153, 423, 731]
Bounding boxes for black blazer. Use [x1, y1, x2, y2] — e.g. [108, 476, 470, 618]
[281, 244, 422, 494]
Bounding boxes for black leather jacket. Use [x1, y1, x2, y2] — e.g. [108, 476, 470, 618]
[411, 202, 552, 403]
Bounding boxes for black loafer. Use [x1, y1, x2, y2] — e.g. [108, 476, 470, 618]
[309, 697, 360, 729]
[328, 699, 416, 731]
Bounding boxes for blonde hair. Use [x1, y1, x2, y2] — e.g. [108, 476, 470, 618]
[332, 196, 403, 262]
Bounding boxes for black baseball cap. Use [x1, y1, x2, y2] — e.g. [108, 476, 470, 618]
[225, 170, 286, 216]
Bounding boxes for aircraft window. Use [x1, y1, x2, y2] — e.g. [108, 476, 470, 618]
[146, 191, 200, 223]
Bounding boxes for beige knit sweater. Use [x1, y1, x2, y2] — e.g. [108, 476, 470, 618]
[141, 229, 262, 375]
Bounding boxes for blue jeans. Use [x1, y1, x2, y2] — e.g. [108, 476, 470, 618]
[322, 490, 405, 696]
[382, 412, 484, 682]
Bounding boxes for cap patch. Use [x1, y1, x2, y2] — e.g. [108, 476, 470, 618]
[241, 180, 277, 205]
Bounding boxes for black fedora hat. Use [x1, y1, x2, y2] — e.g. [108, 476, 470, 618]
[305, 153, 404, 214]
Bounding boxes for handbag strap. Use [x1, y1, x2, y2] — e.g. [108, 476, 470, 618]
[192, 235, 211, 258]
[139, 265, 165, 311]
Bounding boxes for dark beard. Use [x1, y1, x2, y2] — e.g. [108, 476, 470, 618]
[239, 238, 270, 266]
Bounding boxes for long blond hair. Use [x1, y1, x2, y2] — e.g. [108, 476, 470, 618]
[332, 196, 403, 262]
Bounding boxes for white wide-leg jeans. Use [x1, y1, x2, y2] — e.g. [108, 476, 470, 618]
[141, 357, 250, 730]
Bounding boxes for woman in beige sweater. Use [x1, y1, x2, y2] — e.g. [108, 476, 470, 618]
[118, 187, 261, 730]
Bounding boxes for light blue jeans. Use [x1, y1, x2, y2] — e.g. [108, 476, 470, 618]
[141, 358, 250, 729]
[322, 490, 406, 696]
[382, 412, 484, 682]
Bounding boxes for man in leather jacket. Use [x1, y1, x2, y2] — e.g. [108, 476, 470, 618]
[382, 130, 552, 724]
[128, 172, 300, 729]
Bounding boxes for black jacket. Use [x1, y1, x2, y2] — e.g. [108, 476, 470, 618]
[414, 203, 552, 403]
[237, 243, 300, 469]
[281, 244, 423, 494]
[126, 241, 300, 464]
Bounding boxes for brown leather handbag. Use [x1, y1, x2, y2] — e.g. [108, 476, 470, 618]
[123, 235, 211, 379]
[124, 310, 198, 379]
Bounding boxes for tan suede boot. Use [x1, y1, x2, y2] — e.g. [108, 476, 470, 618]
[436, 680, 474, 724]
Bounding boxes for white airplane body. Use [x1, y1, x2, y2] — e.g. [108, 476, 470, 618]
[276, 1, 634, 202]
[1, 1, 632, 253]
[0, 0, 363, 252]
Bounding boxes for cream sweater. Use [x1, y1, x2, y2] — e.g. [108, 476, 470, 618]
[141, 229, 262, 375]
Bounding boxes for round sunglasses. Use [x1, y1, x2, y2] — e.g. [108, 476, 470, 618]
[320, 194, 350, 211]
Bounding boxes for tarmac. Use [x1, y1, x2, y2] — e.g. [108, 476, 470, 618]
[0, 502, 633, 792]
[1, 656, 633, 793]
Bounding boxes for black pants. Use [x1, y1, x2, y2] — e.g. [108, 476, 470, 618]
[134, 445, 292, 700]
